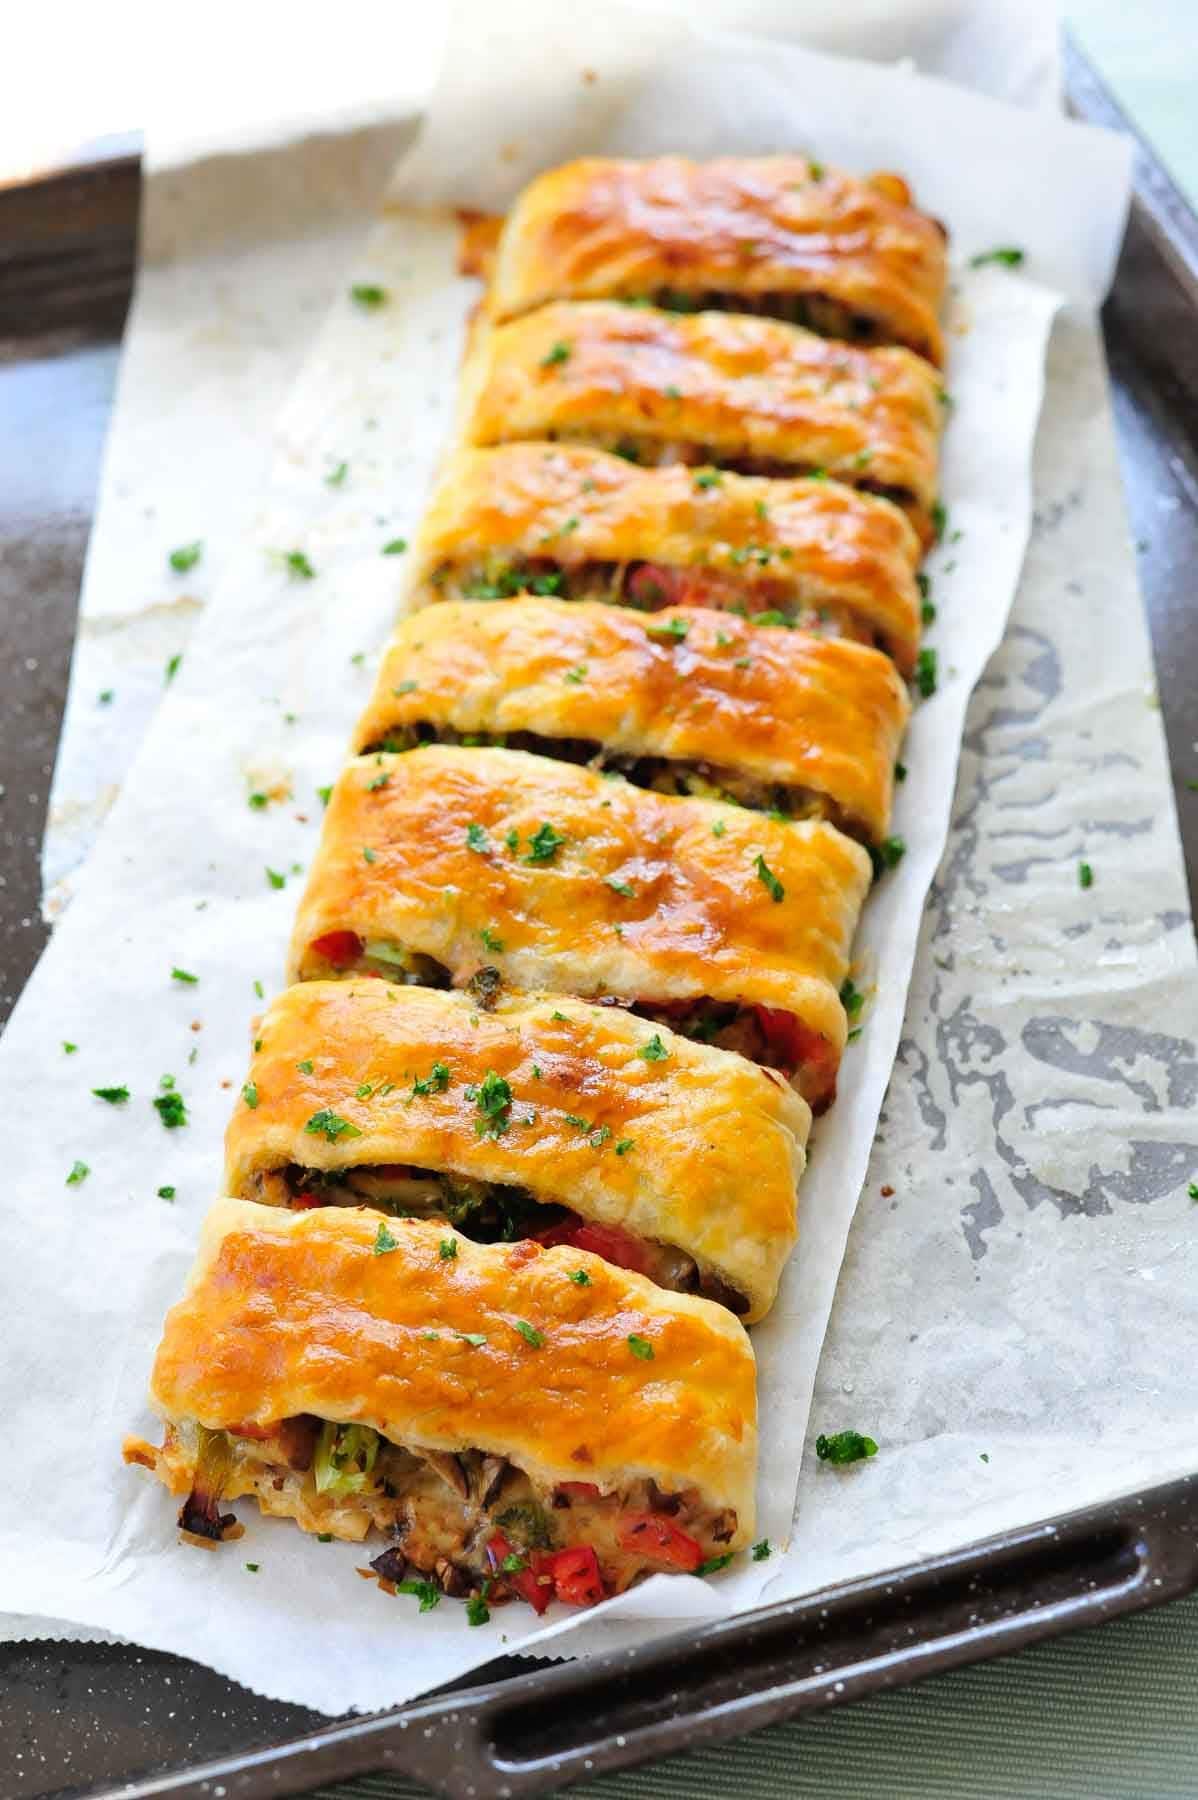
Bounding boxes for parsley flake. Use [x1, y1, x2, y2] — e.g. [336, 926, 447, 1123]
[265, 867, 286, 890]
[694, 470, 722, 490]
[66, 1160, 90, 1186]
[514, 1320, 545, 1348]
[373, 1221, 399, 1255]
[362, 847, 377, 864]
[605, 874, 636, 898]
[627, 1335, 654, 1360]
[317, 785, 333, 808]
[816, 1430, 878, 1465]
[326, 461, 348, 488]
[752, 1539, 772, 1561]
[1079, 861, 1094, 890]
[970, 246, 1025, 269]
[874, 836, 906, 873]
[242, 1082, 259, 1109]
[157, 1185, 176, 1200]
[615, 1138, 635, 1155]
[297, 1059, 314, 1074]
[351, 283, 388, 308]
[637, 1034, 668, 1063]
[754, 854, 785, 902]
[382, 538, 408, 556]
[304, 1108, 362, 1143]
[540, 340, 572, 367]
[916, 646, 938, 698]
[164, 653, 183, 683]
[569, 1269, 591, 1285]
[465, 822, 490, 854]
[712, 820, 727, 838]
[93, 1085, 129, 1105]
[695, 1553, 734, 1578]
[479, 925, 504, 953]
[645, 615, 689, 641]
[467, 1070, 512, 1136]
[840, 979, 864, 1018]
[279, 550, 315, 580]
[466, 1592, 491, 1627]
[153, 1090, 188, 1129]
[98, 689, 114, 705]
[168, 542, 202, 573]
[411, 1061, 450, 1098]
[525, 822, 567, 864]
[457, 1332, 488, 1348]
[395, 1578, 441, 1611]
[62, 1041, 78, 1054]
[171, 966, 198, 985]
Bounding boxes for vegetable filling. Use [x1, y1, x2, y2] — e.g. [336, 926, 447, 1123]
[639, 287, 893, 344]
[243, 1162, 750, 1313]
[428, 554, 875, 649]
[127, 1420, 739, 1615]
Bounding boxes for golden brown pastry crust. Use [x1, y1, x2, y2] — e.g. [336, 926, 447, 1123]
[488, 158, 947, 364]
[459, 302, 943, 542]
[225, 980, 808, 1322]
[145, 1198, 757, 1538]
[410, 443, 922, 671]
[353, 597, 909, 843]
[290, 744, 870, 1059]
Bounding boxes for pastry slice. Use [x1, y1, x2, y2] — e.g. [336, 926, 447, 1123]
[124, 1199, 756, 1615]
[487, 157, 947, 364]
[353, 597, 909, 846]
[290, 744, 871, 1110]
[460, 302, 944, 545]
[225, 979, 808, 1321]
[409, 443, 922, 673]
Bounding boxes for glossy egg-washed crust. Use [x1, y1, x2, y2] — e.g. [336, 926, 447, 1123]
[488, 158, 947, 365]
[225, 981, 808, 1322]
[410, 444, 922, 672]
[145, 1199, 757, 1537]
[459, 302, 943, 541]
[353, 597, 909, 844]
[290, 744, 871, 1054]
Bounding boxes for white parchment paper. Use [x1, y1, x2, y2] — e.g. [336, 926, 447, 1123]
[6, 12, 1195, 1719]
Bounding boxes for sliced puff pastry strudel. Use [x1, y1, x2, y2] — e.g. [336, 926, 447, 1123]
[124, 1199, 756, 1613]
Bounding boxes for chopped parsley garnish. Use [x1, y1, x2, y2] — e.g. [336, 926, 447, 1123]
[382, 538, 408, 555]
[168, 542, 202, 573]
[297, 1058, 314, 1074]
[411, 1061, 450, 1098]
[265, 867, 286, 890]
[157, 1185, 176, 1200]
[326, 460, 348, 487]
[439, 1238, 458, 1261]
[895, 762, 908, 783]
[164, 653, 183, 683]
[551, 1010, 569, 1022]
[694, 470, 722, 490]
[875, 836, 906, 871]
[98, 690, 114, 705]
[540, 340, 572, 367]
[248, 791, 268, 810]
[525, 821, 567, 864]
[712, 820, 727, 838]
[393, 679, 418, 695]
[840, 978, 864, 1018]
[815, 1429, 878, 1465]
[316, 1532, 334, 1542]
[605, 875, 636, 898]
[171, 966, 198, 985]
[304, 1108, 362, 1143]
[636, 1034, 668, 1063]
[564, 1114, 589, 1131]
[915, 646, 938, 698]
[278, 549, 315, 580]
[695, 1553, 734, 1578]
[514, 1320, 545, 1348]
[1079, 861, 1094, 889]
[467, 1070, 512, 1136]
[317, 785, 333, 808]
[362, 847, 377, 864]
[754, 854, 785, 903]
[395, 1578, 441, 1611]
[93, 1085, 129, 1105]
[751, 1539, 771, 1561]
[931, 500, 948, 541]
[253, 979, 264, 999]
[969, 246, 1025, 269]
[373, 1221, 399, 1255]
[479, 925, 504, 953]
[569, 1269, 592, 1285]
[350, 283, 388, 308]
[564, 664, 587, 684]
[627, 1334, 654, 1360]
[367, 772, 390, 792]
[644, 615, 689, 640]
[457, 1332, 487, 1348]
[66, 1160, 90, 1187]
[62, 1041, 78, 1054]
[465, 822, 490, 854]
[466, 1592, 491, 1627]
[245, 1562, 260, 1573]
[1188, 1182, 1198, 1201]
[242, 1082, 259, 1110]
[615, 1138, 635, 1156]
[153, 1090, 188, 1129]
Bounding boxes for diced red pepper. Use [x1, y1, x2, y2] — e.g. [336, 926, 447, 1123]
[536, 1217, 655, 1277]
[539, 1545, 606, 1608]
[289, 1192, 324, 1210]
[556, 1481, 602, 1502]
[627, 563, 717, 611]
[485, 1531, 552, 1615]
[616, 1511, 704, 1572]
[307, 930, 363, 969]
[753, 1005, 838, 1109]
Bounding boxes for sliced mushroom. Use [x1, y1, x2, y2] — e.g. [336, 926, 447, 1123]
[420, 1450, 470, 1501]
[709, 1508, 738, 1545]
[435, 1557, 473, 1598]
[476, 1454, 512, 1510]
[369, 1545, 408, 1583]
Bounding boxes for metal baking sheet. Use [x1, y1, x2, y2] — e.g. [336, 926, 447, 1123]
[0, 39, 1196, 1799]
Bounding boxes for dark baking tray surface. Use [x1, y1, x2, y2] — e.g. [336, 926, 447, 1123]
[1, 38, 1196, 1800]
